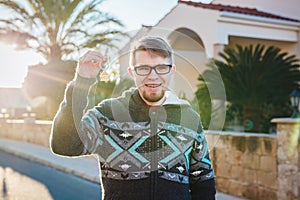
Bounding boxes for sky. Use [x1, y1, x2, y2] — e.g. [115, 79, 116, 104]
[0, 0, 211, 88]
[101, 0, 178, 31]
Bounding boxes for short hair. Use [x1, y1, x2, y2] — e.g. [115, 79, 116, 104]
[129, 36, 173, 66]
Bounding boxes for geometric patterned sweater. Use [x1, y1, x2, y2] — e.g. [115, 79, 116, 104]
[50, 75, 216, 200]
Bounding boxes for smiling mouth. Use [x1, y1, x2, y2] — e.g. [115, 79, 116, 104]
[145, 84, 161, 88]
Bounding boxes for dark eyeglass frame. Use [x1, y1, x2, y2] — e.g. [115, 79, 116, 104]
[133, 64, 172, 76]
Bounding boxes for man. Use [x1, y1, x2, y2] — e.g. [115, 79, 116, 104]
[50, 36, 216, 200]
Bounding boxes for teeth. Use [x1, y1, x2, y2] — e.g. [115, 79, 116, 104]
[146, 84, 160, 88]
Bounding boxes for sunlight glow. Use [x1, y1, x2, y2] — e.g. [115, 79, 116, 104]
[0, 0, 213, 89]
[0, 43, 45, 88]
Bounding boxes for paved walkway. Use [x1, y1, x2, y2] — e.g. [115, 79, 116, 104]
[0, 138, 247, 200]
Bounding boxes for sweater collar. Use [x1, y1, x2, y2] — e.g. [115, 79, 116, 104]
[163, 91, 190, 106]
[130, 88, 190, 107]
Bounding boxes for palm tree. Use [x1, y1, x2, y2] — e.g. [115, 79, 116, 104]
[196, 44, 300, 132]
[0, 0, 127, 118]
[0, 0, 126, 62]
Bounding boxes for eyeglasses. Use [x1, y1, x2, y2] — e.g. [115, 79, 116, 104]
[133, 64, 172, 76]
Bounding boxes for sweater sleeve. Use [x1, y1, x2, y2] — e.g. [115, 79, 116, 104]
[189, 126, 216, 200]
[50, 74, 97, 156]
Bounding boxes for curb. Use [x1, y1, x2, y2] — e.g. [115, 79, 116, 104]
[0, 139, 100, 183]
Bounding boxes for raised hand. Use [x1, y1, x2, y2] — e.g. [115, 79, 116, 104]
[76, 50, 108, 79]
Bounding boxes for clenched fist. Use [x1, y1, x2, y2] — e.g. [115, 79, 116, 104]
[76, 50, 108, 78]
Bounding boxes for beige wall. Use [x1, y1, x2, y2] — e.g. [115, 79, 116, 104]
[207, 118, 300, 199]
[154, 4, 219, 58]
[227, 36, 299, 57]
[212, 0, 300, 20]
[171, 50, 208, 99]
[0, 120, 52, 147]
[207, 131, 278, 199]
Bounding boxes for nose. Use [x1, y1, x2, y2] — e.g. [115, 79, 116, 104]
[147, 68, 159, 79]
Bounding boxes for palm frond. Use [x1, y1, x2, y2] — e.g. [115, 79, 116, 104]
[0, 0, 127, 62]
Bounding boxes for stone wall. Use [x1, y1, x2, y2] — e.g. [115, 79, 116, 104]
[0, 118, 299, 199]
[206, 131, 277, 199]
[0, 119, 52, 147]
[272, 118, 300, 200]
[206, 118, 300, 200]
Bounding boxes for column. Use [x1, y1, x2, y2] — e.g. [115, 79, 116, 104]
[272, 118, 300, 200]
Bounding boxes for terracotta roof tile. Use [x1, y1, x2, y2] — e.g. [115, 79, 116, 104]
[179, 0, 300, 22]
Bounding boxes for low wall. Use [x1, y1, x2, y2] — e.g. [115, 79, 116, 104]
[0, 119, 52, 147]
[272, 118, 300, 200]
[206, 131, 277, 199]
[0, 118, 299, 200]
[206, 118, 300, 200]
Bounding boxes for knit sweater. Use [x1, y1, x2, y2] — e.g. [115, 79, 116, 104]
[50, 75, 216, 200]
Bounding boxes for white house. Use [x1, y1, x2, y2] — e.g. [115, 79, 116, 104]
[118, 0, 300, 100]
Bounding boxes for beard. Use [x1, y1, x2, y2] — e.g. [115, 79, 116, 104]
[142, 90, 165, 103]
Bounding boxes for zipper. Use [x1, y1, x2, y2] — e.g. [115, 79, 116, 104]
[149, 107, 159, 200]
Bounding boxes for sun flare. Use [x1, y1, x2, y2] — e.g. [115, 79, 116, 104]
[0, 43, 45, 88]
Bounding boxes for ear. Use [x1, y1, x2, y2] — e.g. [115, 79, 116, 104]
[171, 65, 176, 73]
[127, 67, 134, 78]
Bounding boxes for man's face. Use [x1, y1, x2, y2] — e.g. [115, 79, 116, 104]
[128, 50, 175, 105]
